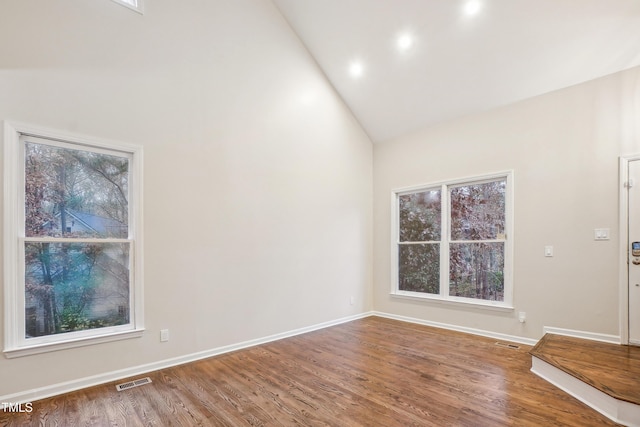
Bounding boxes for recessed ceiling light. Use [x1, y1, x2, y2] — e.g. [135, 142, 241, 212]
[397, 33, 414, 51]
[349, 61, 364, 78]
[463, 0, 482, 16]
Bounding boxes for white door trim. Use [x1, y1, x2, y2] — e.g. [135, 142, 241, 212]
[620, 154, 640, 345]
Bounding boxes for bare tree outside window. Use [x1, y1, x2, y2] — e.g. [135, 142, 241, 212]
[398, 190, 441, 294]
[24, 141, 131, 338]
[395, 176, 509, 304]
[449, 181, 506, 301]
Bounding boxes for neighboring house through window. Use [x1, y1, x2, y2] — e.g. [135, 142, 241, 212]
[3, 122, 144, 357]
[392, 172, 513, 309]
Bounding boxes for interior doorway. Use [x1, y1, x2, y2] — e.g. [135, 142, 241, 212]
[622, 156, 640, 345]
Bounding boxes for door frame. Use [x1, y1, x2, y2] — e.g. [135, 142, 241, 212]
[619, 154, 640, 345]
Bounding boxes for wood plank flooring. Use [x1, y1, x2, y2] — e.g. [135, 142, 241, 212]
[530, 333, 640, 405]
[0, 317, 619, 426]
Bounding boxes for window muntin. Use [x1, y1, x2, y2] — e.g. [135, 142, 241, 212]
[393, 173, 512, 308]
[4, 122, 143, 357]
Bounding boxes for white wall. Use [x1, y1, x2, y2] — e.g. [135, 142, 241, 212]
[0, 0, 373, 397]
[374, 66, 640, 340]
[3, 0, 639, 403]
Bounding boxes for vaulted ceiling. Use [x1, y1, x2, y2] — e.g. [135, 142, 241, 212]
[273, 0, 640, 143]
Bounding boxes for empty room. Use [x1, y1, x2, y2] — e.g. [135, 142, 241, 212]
[1, 0, 640, 425]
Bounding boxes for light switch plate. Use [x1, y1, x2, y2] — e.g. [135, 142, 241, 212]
[594, 228, 610, 240]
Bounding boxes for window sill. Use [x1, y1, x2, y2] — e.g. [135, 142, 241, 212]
[3, 329, 145, 359]
[390, 292, 514, 312]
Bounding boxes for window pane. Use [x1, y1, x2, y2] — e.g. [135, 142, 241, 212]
[449, 242, 504, 301]
[398, 244, 440, 294]
[450, 180, 505, 240]
[24, 242, 130, 338]
[25, 142, 129, 238]
[399, 190, 441, 242]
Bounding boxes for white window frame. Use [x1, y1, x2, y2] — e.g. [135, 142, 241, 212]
[391, 171, 514, 310]
[3, 121, 144, 358]
[111, 0, 144, 14]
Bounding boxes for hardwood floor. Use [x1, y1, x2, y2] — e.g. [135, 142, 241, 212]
[1, 317, 619, 426]
[530, 333, 640, 405]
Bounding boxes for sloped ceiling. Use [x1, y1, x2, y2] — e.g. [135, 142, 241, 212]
[274, 0, 640, 143]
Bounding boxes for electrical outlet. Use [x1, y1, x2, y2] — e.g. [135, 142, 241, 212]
[518, 312, 526, 323]
[160, 329, 169, 342]
[350, 296, 355, 306]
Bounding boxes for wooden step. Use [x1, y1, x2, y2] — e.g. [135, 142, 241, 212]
[530, 333, 640, 426]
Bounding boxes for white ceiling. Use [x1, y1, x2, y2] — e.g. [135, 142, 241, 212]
[273, 0, 640, 143]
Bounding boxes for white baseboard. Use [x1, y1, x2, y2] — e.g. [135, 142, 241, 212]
[372, 311, 538, 346]
[1, 311, 374, 404]
[531, 357, 639, 427]
[543, 326, 621, 344]
[5, 311, 569, 404]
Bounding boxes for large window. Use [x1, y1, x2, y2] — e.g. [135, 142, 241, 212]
[392, 172, 513, 308]
[3, 122, 144, 357]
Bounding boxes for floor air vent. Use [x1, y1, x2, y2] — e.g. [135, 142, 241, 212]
[495, 342, 520, 350]
[115, 377, 152, 392]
